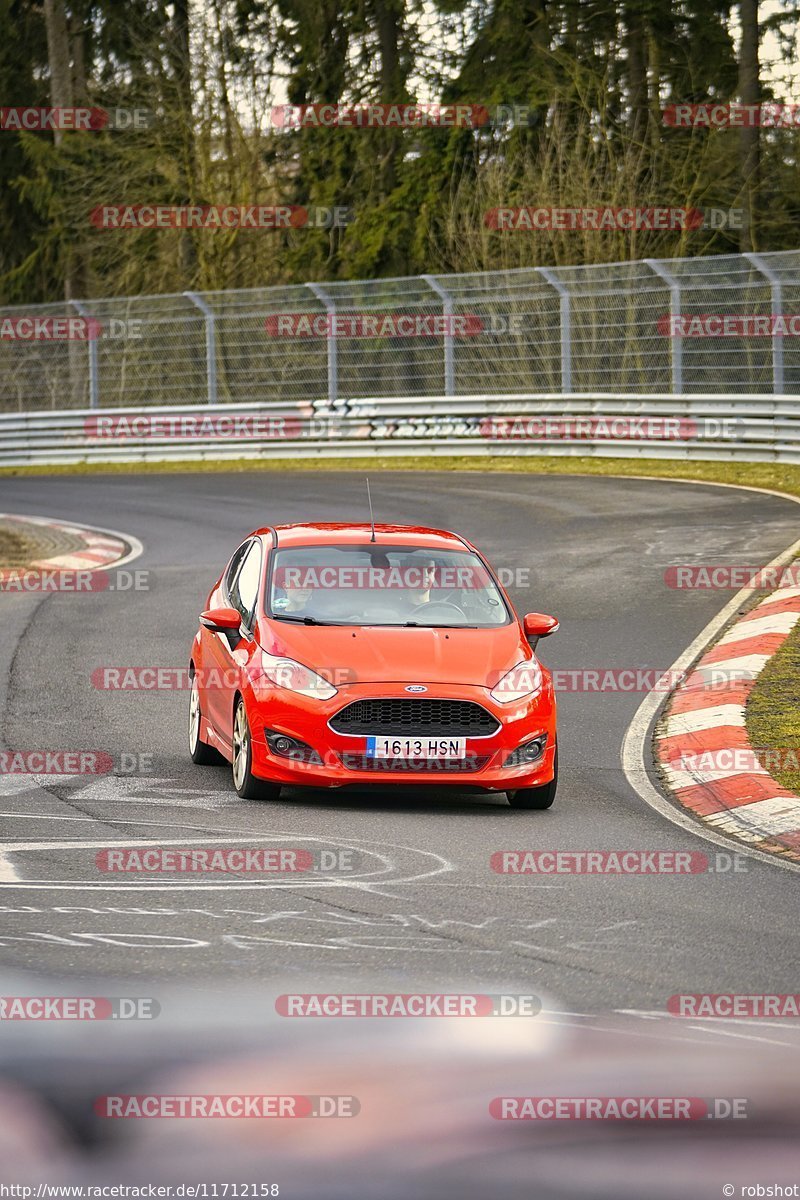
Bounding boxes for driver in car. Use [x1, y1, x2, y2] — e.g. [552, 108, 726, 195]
[274, 580, 315, 615]
[404, 559, 438, 610]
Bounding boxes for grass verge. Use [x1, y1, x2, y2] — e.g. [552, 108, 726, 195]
[2, 453, 800, 500]
[0, 525, 39, 567]
[746, 602, 800, 795]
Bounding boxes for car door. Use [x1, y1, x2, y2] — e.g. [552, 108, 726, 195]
[202, 538, 260, 744]
[212, 537, 264, 746]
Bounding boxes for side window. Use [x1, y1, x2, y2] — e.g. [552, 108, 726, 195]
[230, 540, 263, 629]
[224, 541, 251, 597]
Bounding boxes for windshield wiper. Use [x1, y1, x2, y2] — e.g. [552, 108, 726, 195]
[402, 621, 480, 628]
[273, 614, 345, 626]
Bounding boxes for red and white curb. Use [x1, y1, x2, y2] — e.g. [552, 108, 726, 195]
[0, 513, 142, 572]
[620, 476, 800, 876]
[654, 576, 800, 862]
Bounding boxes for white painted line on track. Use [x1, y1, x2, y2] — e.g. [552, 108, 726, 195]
[0, 814, 456, 891]
[686, 1024, 798, 1049]
[0, 832, 398, 886]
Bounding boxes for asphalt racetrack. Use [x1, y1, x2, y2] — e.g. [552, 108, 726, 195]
[1, 469, 798, 1004]
[4, 469, 800, 1197]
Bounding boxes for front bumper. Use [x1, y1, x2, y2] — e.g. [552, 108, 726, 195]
[246, 680, 556, 792]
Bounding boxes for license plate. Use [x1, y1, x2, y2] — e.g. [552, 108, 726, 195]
[365, 736, 467, 759]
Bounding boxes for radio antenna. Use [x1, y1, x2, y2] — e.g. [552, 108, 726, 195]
[366, 477, 376, 542]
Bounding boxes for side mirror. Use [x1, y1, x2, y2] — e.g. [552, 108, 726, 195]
[200, 606, 242, 634]
[523, 612, 559, 650]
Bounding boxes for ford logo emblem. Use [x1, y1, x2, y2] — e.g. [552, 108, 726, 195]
[405, 685, 427, 693]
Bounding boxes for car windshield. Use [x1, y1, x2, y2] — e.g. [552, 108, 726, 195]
[266, 543, 511, 627]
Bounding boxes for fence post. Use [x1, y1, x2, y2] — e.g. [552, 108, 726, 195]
[184, 292, 218, 405]
[70, 299, 98, 409]
[537, 267, 572, 393]
[645, 259, 682, 394]
[745, 252, 784, 394]
[421, 274, 454, 396]
[306, 282, 338, 405]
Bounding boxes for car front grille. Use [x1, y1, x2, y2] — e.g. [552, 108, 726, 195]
[329, 698, 500, 737]
[340, 753, 491, 773]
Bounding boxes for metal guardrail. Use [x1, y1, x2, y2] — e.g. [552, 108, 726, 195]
[4, 250, 800, 413]
[1, 395, 798, 466]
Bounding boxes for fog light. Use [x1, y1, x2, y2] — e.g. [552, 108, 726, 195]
[265, 729, 322, 765]
[504, 734, 547, 768]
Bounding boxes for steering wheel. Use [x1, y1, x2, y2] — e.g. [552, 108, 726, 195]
[340, 605, 405, 623]
[408, 600, 467, 620]
[430, 587, 460, 605]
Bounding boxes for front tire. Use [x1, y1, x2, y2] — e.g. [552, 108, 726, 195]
[232, 697, 282, 801]
[507, 747, 558, 810]
[189, 672, 225, 765]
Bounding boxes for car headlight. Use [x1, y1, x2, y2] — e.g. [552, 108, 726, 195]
[489, 660, 542, 704]
[255, 652, 337, 700]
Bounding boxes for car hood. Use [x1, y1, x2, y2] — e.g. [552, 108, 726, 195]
[258, 621, 529, 687]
